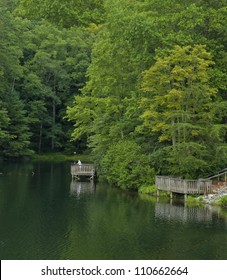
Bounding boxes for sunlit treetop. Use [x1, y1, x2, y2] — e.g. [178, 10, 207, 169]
[14, 0, 105, 27]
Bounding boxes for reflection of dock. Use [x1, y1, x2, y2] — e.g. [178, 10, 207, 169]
[155, 203, 214, 223]
[70, 180, 95, 197]
[71, 164, 95, 180]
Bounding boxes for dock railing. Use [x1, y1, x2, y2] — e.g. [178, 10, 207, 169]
[71, 163, 95, 180]
[155, 176, 212, 195]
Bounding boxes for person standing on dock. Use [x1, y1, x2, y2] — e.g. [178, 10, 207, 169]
[78, 160, 82, 170]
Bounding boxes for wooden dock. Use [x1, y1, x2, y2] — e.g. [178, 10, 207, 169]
[71, 163, 95, 180]
[155, 176, 212, 198]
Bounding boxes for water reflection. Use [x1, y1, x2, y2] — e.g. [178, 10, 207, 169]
[2, 160, 227, 259]
[155, 202, 222, 223]
[70, 180, 96, 197]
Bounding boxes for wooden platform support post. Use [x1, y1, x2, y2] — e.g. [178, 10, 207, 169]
[170, 192, 173, 199]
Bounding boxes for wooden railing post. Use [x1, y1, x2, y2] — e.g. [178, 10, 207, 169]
[71, 164, 95, 180]
[184, 181, 187, 199]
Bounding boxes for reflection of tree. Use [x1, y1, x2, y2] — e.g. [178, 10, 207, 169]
[0, 161, 71, 259]
[63, 184, 154, 259]
[62, 183, 227, 260]
[2, 161, 227, 260]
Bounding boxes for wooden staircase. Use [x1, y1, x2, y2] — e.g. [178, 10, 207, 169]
[206, 168, 227, 194]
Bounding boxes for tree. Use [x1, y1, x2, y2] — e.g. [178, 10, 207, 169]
[100, 140, 155, 190]
[0, 1, 95, 157]
[0, 5, 32, 157]
[140, 45, 226, 178]
[20, 21, 93, 152]
[2, 91, 32, 157]
[69, 0, 157, 153]
[0, 102, 10, 150]
[14, 0, 105, 27]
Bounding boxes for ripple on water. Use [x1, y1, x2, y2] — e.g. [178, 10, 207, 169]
[1, 161, 227, 260]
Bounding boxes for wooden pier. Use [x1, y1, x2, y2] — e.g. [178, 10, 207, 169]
[155, 176, 212, 198]
[71, 163, 95, 180]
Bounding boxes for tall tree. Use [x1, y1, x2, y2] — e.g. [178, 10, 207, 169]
[140, 45, 226, 178]
[0, 102, 10, 150]
[0, 5, 32, 157]
[20, 21, 93, 152]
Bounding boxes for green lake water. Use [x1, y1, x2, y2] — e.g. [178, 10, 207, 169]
[0, 161, 227, 260]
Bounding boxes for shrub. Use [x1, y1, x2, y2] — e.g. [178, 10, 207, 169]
[139, 185, 157, 195]
[100, 140, 155, 190]
[220, 195, 227, 208]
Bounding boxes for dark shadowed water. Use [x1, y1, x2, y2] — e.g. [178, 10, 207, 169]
[0, 161, 227, 260]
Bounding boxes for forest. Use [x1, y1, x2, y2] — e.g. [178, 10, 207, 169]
[0, 0, 227, 190]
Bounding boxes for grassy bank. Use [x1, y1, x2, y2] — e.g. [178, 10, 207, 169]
[138, 185, 227, 209]
[32, 152, 92, 162]
[138, 184, 170, 197]
[184, 194, 227, 208]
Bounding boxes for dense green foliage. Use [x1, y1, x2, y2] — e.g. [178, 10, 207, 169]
[0, 0, 95, 157]
[15, 0, 105, 27]
[0, 0, 227, 190]
[220, 196, 227, 208]
[140, 45, 223, 178]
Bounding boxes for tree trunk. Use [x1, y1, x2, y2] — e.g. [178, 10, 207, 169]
[51, 98, 56, 150]
[51, 76, 56, 150]
[38, 122, 43, 153]
[171, 119, 176, 146]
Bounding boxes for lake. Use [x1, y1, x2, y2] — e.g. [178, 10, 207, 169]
[0, 161, 227, 260]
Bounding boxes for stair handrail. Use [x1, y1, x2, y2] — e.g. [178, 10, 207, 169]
[207, 168, 227, 180]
